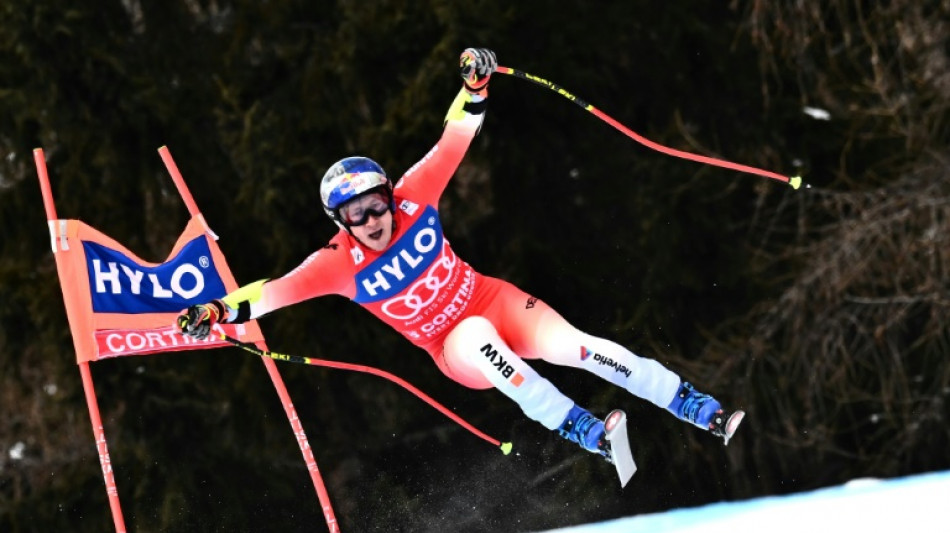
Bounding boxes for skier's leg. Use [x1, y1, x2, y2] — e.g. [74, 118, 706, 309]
[483, 282, 741, 438]
[441, 315, 609, 456]
[486, 287, 680, 409]
[528, 308, 743, 438]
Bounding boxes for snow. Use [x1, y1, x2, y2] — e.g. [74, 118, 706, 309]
[536, 469, 950, 533]
[803, 106, 832, 120]
[9, 441, 25, 461]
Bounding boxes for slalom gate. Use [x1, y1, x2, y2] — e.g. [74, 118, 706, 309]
[33, 147, 340, 532]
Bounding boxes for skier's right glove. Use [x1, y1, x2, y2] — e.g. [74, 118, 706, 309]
[460, 47, 497, 94]
[177, 300, 227, 340]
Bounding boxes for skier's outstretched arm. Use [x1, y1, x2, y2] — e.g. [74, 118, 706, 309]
[395, 48, 496, 205]
[177, 241, 354, 338]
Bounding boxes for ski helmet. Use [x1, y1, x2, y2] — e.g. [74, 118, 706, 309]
[320, 156, 394, 228]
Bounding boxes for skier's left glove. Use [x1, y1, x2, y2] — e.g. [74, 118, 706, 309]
[177, 299, 227, 340]
[460, 48, 497, 94]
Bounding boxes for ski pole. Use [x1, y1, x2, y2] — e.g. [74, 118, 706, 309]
[220, 334, 513, 455]
[495, 65, 805, 190]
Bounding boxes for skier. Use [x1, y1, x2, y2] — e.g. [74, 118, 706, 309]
[178, 48, 744, 463]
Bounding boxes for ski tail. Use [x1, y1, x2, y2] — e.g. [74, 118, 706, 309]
[604, 409, 637, 488]
[713, 409, 745, 446]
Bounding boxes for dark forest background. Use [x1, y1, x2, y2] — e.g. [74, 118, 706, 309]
[2, 1, 948, 532]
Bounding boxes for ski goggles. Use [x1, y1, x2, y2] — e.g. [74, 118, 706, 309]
[339, 191, 391, 227]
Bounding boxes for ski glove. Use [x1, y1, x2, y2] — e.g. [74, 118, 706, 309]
[460, 48, 497, 94]
[177, 299, 227, 340]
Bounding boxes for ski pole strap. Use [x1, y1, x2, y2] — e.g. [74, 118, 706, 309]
[220, 334, 513, 455]
[495, 65, 804, 190]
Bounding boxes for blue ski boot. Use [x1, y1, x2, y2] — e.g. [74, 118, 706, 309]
[666, 382, 745, 445]
[557, 405, 611, 460]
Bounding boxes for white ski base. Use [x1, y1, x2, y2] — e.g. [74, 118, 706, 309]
[604, 409, 636, 488]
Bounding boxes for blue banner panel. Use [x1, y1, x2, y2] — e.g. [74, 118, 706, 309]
[84, 237, 227, 313]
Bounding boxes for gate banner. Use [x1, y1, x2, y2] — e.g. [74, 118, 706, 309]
[49, 215, 264, 363]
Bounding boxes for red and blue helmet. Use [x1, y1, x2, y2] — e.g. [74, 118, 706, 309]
[320, 156, 394, 228]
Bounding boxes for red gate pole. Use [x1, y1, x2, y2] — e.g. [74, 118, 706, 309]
[34, 148, 128, 533]
[158, 146, 340, 532]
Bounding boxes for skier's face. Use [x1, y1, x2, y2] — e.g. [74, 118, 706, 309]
[342, 192, 394, 251]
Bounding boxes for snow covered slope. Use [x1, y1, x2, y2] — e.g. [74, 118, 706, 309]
[538, 469, 950, 533]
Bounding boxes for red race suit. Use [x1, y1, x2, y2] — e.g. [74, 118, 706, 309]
[236, 89, 530, 379]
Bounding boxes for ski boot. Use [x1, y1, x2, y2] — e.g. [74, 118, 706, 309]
[666, 382, 744, 445]
[557, 405, 612, 461]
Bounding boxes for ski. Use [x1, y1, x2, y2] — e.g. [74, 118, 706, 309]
[604, 409, 636, 488]
[713, 409, 746, 446]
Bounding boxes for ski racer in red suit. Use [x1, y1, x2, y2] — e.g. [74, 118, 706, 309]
[179, 48, 744, 461]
